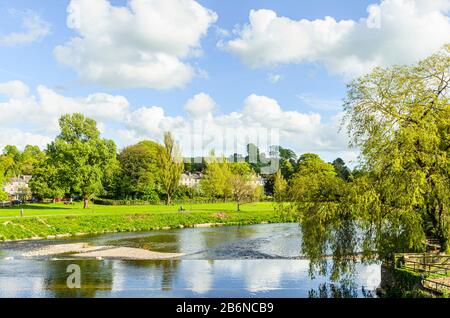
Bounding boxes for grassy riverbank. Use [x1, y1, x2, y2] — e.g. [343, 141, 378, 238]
[0, 202, 295, 241]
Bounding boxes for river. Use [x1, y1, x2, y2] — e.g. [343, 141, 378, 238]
[0, 223, 380, 297]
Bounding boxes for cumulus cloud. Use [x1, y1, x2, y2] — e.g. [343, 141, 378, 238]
[0, 10, 51, 47]
[0, 80, 131, 139]
[184, 93, 216, 118]
[0, 80, 350, 163]
[221, 0, 450, 77]
[54, 0, 217, 89]
[0, 128, 52, 152]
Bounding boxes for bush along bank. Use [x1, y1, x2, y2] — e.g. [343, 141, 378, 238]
[0, 210, 297, 241]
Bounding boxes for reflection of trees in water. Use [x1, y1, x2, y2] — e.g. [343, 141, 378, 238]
[301, 211, 361, 281]
[308, 281, 376, 298]
[43, 260, 113, 298]
[123, 259, 181, 291]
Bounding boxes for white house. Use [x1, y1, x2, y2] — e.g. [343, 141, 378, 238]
[2, 175, 32, 200]
[179, 172, 203, 188]
[179, 172, 266, 190]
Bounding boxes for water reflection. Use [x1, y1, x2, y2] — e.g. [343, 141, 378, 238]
[43, 259, 114, 298]
[0, 223, 380, 298]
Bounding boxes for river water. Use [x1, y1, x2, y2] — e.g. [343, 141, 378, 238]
[0, 223, 380, 298]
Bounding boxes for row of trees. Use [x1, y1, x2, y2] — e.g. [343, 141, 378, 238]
[1, 111, 351, 210]
[25, 114, 183, 208]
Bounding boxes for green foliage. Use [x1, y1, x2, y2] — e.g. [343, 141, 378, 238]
[287, 153, 352, 279]
[201, 154, 233, 199]
[0, 190, 8, 201]
[343, 45, 450, 253]
[332, 158, 351, 181]
[273, 170, 287, 202]
[115, 140, 162, 200]
[29, 158, 65, 200]
[158, 132, 183, 205]
[0, 144, 45, 179]
[46, 113, 117, 208]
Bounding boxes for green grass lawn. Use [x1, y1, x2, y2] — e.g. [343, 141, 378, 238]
[0, 201, 275, 218]
[0, 201, 295, 241]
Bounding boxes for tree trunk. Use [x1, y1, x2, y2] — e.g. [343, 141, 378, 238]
[83, 196, 89, 209]
[237, 201, 240, 212]
[166, 193, 171, 205]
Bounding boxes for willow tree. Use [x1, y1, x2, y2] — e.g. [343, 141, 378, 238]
[158, 132, 183, 205]
[288, 153, 351, 280]
[343, 45, 450, 253]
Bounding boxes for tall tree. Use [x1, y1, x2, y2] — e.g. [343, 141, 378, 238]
[158, 132, 183, 205]
[273, 170, 287, 202]
[1, 145, 22, 177]
[47, 113, 117, 208]
[116, 141, 162, 200]
[343, 45, 450, 253]
[288, 153, 349, 278]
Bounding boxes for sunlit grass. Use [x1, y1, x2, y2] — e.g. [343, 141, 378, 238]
[0, 201, 276, 219]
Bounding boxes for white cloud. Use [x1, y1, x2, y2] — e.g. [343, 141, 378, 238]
[0, 10, 51, 46]
[0, 80, 350, 162]
[54, 0, 217, 89]
[221, 0, 450, 77]
[0, 81, 131, 140]
[184, 92, 216, 118]
[0, 80, 30, 99]
[0, 128, 52, 152]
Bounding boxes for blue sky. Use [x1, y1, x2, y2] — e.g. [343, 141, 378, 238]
[0, 0, 449, 165]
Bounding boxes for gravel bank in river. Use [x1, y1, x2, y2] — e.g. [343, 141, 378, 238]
[22, 243, 184, 260]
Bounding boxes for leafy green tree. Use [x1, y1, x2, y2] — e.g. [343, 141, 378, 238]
[200, 153, 232, 200]
[0, 160, 8, 200]
[21, 145, 46, 175]
[46, 113, 117, 208]
[332, 158, 351, 181]
[229, 161, 253, 176]
[279, 146, 297, 163]
[158, 132, 183, 205]
[116, 141, 162, 200]
[1, 145, 22, 177]
[273, 169, 287, 202]
[290, 154, 343, 203]
[343, 44, 450, 253]
[288, 153, 349, 279]
[29, 159, 65, 202]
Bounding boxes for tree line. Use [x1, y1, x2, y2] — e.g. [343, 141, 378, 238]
[0, 113, 353, 210]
